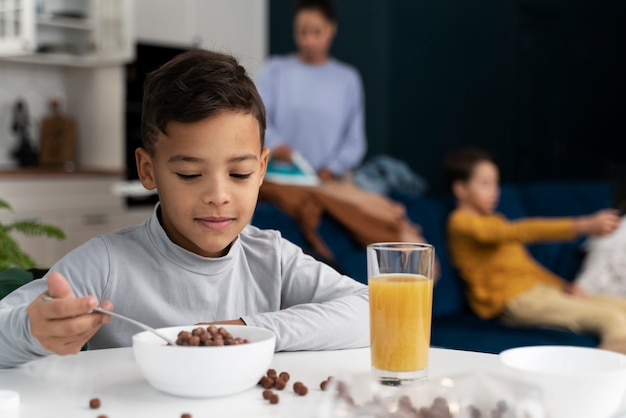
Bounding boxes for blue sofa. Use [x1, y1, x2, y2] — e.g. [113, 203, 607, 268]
[252, 180, 615, 354]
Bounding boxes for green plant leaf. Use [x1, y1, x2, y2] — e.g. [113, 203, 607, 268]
[8, 221, 66, 240]
[1, 199, 66, 268]
[0, 234, 36, 270]
[0, 199, 13, 212]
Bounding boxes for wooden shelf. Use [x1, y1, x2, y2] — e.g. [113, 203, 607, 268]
[37, 14, 94, 30]
[0, 167, 125, 178]
[3, 52, 132, 67]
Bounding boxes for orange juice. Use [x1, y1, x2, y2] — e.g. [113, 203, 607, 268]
[369, 273, 433, 372]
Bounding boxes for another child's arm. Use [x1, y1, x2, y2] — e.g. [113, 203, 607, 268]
[27, 272, 112, 356]
[572, 209, 620, 237]
[449, 211, 576, 244]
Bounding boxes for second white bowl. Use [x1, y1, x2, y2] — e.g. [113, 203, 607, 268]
[500, 345, 626, 418]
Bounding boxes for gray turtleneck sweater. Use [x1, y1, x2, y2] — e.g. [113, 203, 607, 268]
[0, 205, 369, 368]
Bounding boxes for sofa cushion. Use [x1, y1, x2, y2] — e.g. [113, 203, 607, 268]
[252, 203, 307, 248]
[431, 313, 599, 354]
[392, 193, 466, 316]
[519, 181, 613, 217]
[497, 186, 528, 220]
[337, 250, 367, 285]
[317, 214, 363, 264]
[0, 267, 35, 300]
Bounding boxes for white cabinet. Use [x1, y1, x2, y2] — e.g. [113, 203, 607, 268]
[0, 0, 133, 66]
[133, 0, 267, 77]
[0, 0, 35, 54]
[0, 175, 153, 268]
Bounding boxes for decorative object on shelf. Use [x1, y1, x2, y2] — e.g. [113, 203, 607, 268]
[10, 99, 38, 167]
[39, 99, 77, 170]
[0, 199, 65, 270]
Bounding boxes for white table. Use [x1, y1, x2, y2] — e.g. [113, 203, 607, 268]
[1, 347, 624, 418]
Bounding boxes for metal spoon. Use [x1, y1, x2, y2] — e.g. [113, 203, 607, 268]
[42, 295, 177, 346]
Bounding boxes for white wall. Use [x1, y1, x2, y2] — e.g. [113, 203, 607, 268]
[194, 0, 268, 79]
[133, 0, 268, 78]
[66, 66, 125, 170]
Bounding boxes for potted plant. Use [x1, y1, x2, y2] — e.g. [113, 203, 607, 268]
[0, 198, 66, 270]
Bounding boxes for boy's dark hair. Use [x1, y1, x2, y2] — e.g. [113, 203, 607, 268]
[294, 0, 336, 22]
[141, 49, 266, 154]
[443, 147, 496, 193]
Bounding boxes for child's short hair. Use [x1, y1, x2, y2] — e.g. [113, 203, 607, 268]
[443, 147, 496, 192]
[294, 0, 336, 22]
[141, 49, 266, 154]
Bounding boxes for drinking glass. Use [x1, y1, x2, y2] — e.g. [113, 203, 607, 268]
[367, 242, 435, 385]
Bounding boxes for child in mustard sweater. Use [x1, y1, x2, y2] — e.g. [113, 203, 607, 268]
[444, 147, 626, 354]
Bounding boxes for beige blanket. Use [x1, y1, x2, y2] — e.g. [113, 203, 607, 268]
[259, 181, 424, 259]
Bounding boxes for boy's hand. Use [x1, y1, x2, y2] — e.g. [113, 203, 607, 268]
[574, 209, 620, 237]
[27, 272, 112, 355]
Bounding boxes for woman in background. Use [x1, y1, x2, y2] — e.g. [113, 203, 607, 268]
[255, 0, 366, 181]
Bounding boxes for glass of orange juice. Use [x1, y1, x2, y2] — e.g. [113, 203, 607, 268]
[368, 242, 435, 385]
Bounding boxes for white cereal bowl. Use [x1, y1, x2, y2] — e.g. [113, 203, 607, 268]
[132, 324, 276, 398]
[500, 345, 626, 418]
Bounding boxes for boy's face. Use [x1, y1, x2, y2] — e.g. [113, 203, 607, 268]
[136, 112, 269, 257]
[453, 160, 500, 214]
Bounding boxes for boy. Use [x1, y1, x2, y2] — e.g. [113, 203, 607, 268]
[0, 49, 369, 368]
[444, 147, 626, 354]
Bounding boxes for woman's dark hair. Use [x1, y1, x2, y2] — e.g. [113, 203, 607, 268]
[443, 147, 496, 193]
[141, 49, 266, 154]
[294, 0, 336, 22]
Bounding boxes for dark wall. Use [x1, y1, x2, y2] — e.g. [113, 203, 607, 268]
[269, 0, 626, 195]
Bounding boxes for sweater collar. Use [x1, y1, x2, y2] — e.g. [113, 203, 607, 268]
[145, 203, 239, 275]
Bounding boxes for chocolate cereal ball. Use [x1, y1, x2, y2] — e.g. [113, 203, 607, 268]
[293, 382, 308, 396]
[176, 326, 249, 347]
[269, 393, 280, 404]
[89, 398, 101, 409]
[259, 375, 274, 389]
[274, 378, 287, 390]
